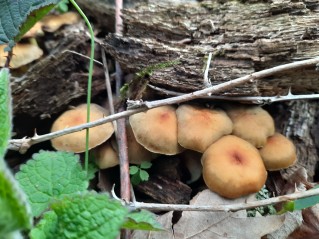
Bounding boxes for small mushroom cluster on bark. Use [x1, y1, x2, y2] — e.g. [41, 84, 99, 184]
[50, 102, 297, 199]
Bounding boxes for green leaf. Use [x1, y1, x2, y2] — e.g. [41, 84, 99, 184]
[0, 161, 32, 236]
[122, 210, 163, 231]
[33, 192, 128, 239]
[30, 211, 57, 239]
[139, 170, 149, 181]
[0, 68, 11, 158]
[130, 174, 141, 186]
[0, 0, 60, 49]
[15, 150, 89, 217]
[140, 161, 152, 169]
[56, 0, 69, 13]
[129, 166, 139, 175]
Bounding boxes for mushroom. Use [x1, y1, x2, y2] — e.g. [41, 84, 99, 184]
[129, 105, 184, 155]
[202, 135, 267, 199]
[224, 105, 275, 148]
[111, 123, 158, 164]
[259, 133, 297, 171]
[176, 104, 233, 152]
[93, 140, 119, 169]
[41, 12, 80, 32]
[51, 104, 114, 153]
[0, 42, 43, 68]
[180, 150, 203, 184]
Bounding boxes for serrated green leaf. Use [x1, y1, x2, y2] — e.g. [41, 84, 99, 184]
[34, 192, 128, 239]
[129, 166, 139, 175]
[122, 210, 163, 231]
[0, 68, 11, 158]
[140, 161, 152, 169]
[139, 170, 149, 181]
[0, 0, 60, 48]
[15, 150, 89, 217]
[30, 211, 57, 239]
[0, 161, 32, 236]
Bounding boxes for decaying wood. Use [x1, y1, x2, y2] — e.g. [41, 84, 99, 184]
[135, 174, 192, 204]
[102, 0, 319, 99]
[11, 24, 106, 118]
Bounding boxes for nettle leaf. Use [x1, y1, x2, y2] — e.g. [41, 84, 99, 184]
[123, 210, 163, 231]
[0, 0, 60, 49]
[33, 192, 128, 239]
[0, 68, 11, 157]
[15, 150, 89, 217]
[0, 162, 33, 236]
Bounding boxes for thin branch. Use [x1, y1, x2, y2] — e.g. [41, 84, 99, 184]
[148, 84, 319, 104]
[7, 57, 319, 153]
[111, 187, 319, 212]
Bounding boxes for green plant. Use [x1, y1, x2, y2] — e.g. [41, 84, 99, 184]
[130, 161, 152, 185]
[56, 0, 70, 13]
[0, 1, 162, 238]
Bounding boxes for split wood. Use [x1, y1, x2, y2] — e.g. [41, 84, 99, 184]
[8, 57, 319, 153]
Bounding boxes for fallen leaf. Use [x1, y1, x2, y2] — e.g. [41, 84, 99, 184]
[132, 190, 285, 239]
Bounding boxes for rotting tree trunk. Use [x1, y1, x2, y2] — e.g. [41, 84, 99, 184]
[101, 0, 319, 177]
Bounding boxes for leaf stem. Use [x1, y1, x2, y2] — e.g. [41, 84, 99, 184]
[69, 0, 94, 173]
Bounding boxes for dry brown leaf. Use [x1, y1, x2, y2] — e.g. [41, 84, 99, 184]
[0, 43, 43, 68]
[41, 12, 80, 32]
[132, 189, 285, 239]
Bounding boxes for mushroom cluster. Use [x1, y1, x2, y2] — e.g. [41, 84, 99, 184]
[50, 103, 297, 199]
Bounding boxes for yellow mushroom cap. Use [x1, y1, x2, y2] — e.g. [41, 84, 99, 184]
[259, 133, 297, 171]
[225, 105, 275, 148]
[202, 135, 267, 199]
[176, 104, 233, 153]
[51, 104, 114, 153]
[129, 105, 184, 155]
[93, 140, 119, 169]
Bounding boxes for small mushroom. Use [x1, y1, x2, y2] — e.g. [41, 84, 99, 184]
[23, 22, 44, 38]
[0, 42, 43, 68]
[180, 150, 203, 184]
[176, 104, 233, 152]
[41, 12, 80, 32]
[93, 140, 119, 169]
[129, 105, 184, 155]
[259, 133, 297, 171]
[202, 135, 267, 199]
[51, 104, 114, 153]
[111, 123, 158, 164]
[224, 105, 275, 148]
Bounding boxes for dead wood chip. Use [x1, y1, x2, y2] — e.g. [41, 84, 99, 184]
[132, 189, 285, 239]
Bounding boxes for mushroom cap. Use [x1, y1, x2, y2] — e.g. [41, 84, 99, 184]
[259, 133, 297, 171]
[42, 12, 80, 32]
[176, 104, 233, 152]
[202, 135, 267, 199]
[129, 105, 184, 155]
[225, 105, 275, 148]
[51, 104, 114, 153]
[111, 123, 158, 164]
[93, 140, 119, 169]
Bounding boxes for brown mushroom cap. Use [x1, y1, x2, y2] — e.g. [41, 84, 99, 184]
[42, 12, 80, 32]
[176, 104, 233, 153]
[111, 123, 158, 164]
[129, 105, 184, 155]
[259, 133, 297, 171]
[51, 104, 114, 153]
[202, 135, 267, 199]
[225, 105, 275, 148]
[93, 140, 119, 169]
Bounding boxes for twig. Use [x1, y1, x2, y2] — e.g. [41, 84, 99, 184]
[63, 50, 103, 66]
[148, 85, 319, 104]
[111, 187, 319, 212]
[7, 57, 319, 153]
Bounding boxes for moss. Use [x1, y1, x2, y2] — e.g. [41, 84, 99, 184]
[135, 60, 181, 80]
